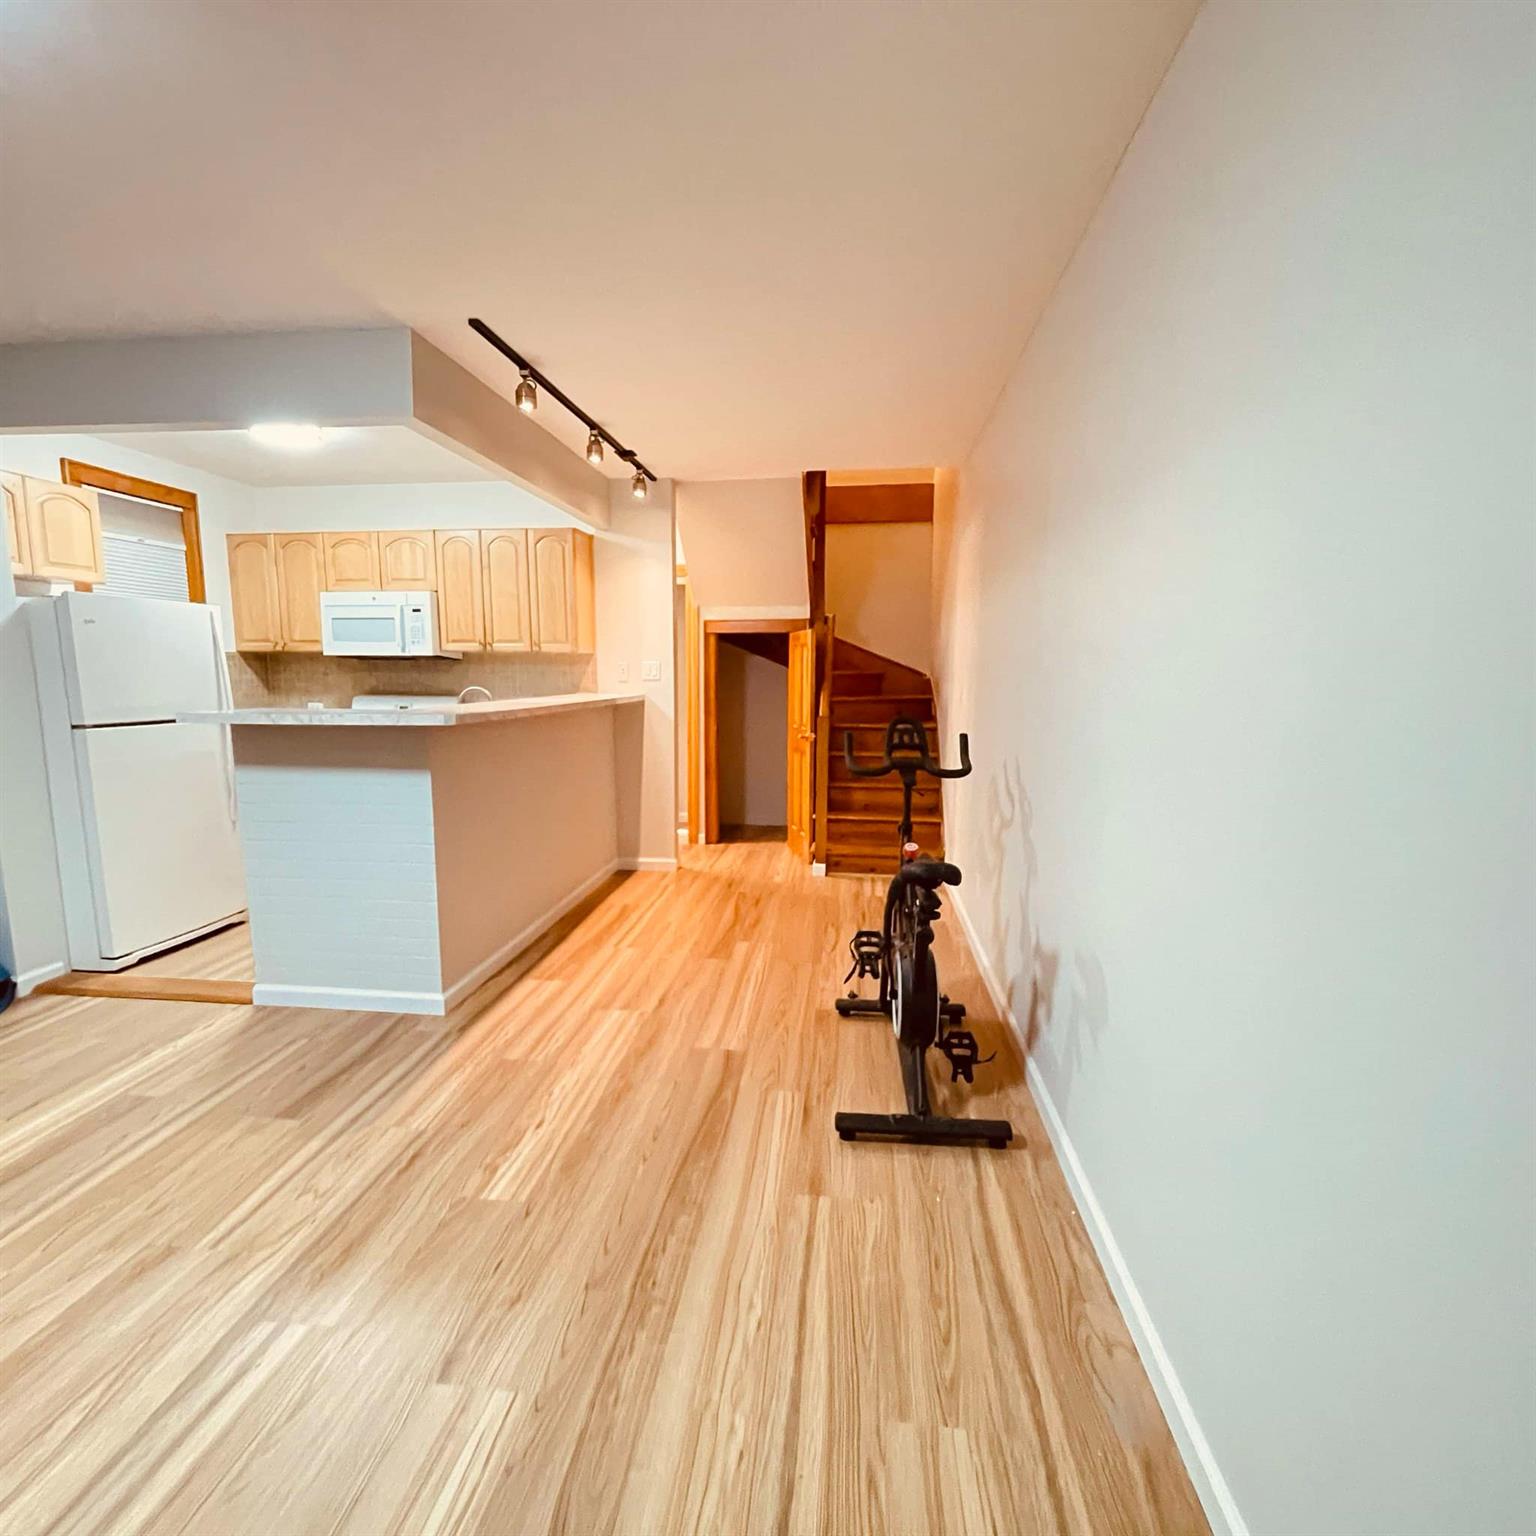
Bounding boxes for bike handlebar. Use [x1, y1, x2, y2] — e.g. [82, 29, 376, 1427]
[843, 717, 973, 781]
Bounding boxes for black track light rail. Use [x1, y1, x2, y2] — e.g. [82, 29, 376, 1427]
[467, 318, 657, 483]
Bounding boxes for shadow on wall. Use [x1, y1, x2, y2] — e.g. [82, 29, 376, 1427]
[979, 755, 1108, 1114]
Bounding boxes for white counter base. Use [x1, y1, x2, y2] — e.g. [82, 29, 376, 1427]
[214, 696, 644, 1015]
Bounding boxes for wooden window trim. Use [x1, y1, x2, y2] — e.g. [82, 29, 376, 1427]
[59, 458, 206, 602]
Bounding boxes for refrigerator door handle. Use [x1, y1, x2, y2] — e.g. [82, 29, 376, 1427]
[205, 605, 239, 825]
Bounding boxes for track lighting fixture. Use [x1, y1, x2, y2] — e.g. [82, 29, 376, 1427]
[467, 318, 658, 492]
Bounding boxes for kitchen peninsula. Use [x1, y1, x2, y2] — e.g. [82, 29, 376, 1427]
[180, 693, 642, 1014]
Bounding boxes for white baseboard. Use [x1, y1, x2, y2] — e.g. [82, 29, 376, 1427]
[946, 888, 1248, 1536]
[16, 960, 68, 997]
[253, 983, 448, 1016]
[617, 855, 678, 871]
[256, 858, 630, 1019]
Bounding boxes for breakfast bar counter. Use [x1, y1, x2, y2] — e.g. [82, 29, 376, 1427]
[182, 693, 643, 1014]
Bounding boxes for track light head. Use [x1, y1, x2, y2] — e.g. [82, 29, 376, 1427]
[631, 469, 648, 501]
[586, 430, 605, 467]
[515, 373, 537, 414]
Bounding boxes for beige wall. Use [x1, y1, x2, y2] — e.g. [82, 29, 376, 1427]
[825, 521, 932, 672]
[674, 478, 808, 616]
[593, 484, 678, 867]
[931, 4, 1535, 1533]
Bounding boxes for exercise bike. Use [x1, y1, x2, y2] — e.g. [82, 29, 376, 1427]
[833, 716, 1014, 1149]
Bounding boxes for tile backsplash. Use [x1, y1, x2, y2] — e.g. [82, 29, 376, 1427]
[229, 651, 596, 708]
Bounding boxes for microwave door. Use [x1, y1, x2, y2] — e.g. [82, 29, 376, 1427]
[322, 606, 403, 656]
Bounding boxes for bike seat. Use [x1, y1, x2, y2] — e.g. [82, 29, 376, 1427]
[897, 858, 962, 890]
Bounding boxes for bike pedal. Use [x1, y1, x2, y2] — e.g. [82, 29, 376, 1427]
[935, 1028, 994, 1085]
[842, 929, 885, 985]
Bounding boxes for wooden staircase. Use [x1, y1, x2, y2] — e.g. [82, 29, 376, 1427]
[823, 638, 945, 875]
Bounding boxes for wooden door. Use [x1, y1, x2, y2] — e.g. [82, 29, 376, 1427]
[274, 532, 324, 651]
[3, 471, 29, 574]
[482, 529, 531, 651]
[227, 534, 281, 651]
[434, 529, 485, 651]
[23, 478, 103, 584]
[322, 531, 380, 590]
[786, 626, 815, 859]
[378, 529, 437, 590]
[529, 529, 575, 652]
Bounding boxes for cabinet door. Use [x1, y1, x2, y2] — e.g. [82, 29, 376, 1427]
[529, 529, 576, 652]
[274, 532, 324, 651]
[23, 478, 104, 584]
[481, 529, 531, 652]
[3, 470, 29, 574]
[378, 529, 437, 590]
[227, 534, 282, 652]
[322, 530, 380, 590]
[434, 529, 484, 651]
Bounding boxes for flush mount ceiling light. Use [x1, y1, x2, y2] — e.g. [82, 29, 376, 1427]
[248, 422, 327, 450]
[467, 317, 658, 495]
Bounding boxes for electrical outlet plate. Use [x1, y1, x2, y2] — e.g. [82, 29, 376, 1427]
[642, 661, 661, 681]
[617, 663, 629, 682]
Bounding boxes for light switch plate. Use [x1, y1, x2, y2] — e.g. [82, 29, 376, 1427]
[617, 663, 629, 682]
[642, 661, 661, 681]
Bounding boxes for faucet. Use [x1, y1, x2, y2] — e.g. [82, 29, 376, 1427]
[457, 685, 493, 704]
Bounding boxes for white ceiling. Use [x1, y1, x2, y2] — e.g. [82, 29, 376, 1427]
[92, 426, 499, 487]
[0, 0, 1199, 480]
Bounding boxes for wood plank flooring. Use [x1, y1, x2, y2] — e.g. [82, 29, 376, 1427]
[0, 842, 1208, 1535]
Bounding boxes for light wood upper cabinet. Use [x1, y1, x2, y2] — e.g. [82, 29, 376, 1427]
[434, 529, 485, 652]
[322, 531, 380, 590]
[378, 529, 437, 590]
[21, 477, 104, 585]
[223, 523, 595, 654]
[529, 529, 595, 654]
[481, 529, 531, 652]
[227, 534, 282, 652]
[3, 471, 29, 575]
[274, 532, 324, 651]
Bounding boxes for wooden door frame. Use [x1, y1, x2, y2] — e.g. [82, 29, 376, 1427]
[677, 567, 703, 845]
[702, 617, 807, 845]
[60, 458, 206, 601]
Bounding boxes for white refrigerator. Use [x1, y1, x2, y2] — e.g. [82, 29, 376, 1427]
[32, 591, 246, 970]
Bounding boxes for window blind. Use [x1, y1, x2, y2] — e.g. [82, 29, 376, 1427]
[99, 533, 191, 602]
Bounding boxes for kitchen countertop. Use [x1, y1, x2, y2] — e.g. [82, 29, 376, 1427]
[178, 692, 643, 728]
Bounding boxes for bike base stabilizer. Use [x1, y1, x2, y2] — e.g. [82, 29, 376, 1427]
[834, 1110, 1013, 1149]
[835, 996, 967, 1021]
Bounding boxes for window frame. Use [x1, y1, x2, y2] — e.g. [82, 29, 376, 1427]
[59, 457, 205, 602]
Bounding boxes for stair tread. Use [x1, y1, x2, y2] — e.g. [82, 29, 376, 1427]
[828, 809, 942, 823]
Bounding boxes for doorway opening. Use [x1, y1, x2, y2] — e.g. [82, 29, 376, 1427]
[715, 631, 787, 841]
[701, 618, 811, 848]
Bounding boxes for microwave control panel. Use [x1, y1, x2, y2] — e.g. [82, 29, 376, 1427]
[404, 605, 429, 650]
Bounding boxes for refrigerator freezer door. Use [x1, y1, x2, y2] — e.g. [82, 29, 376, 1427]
[74, 722, 245, 960]
[58, 590, 228, 724]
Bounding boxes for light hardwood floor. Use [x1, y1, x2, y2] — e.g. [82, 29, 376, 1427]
[0, 842, 1208, 1535]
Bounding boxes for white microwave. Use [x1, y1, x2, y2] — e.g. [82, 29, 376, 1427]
[319, 591, 459, 658]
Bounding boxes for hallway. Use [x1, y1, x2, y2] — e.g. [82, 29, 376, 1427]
[0, 842, 1205, 1535]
